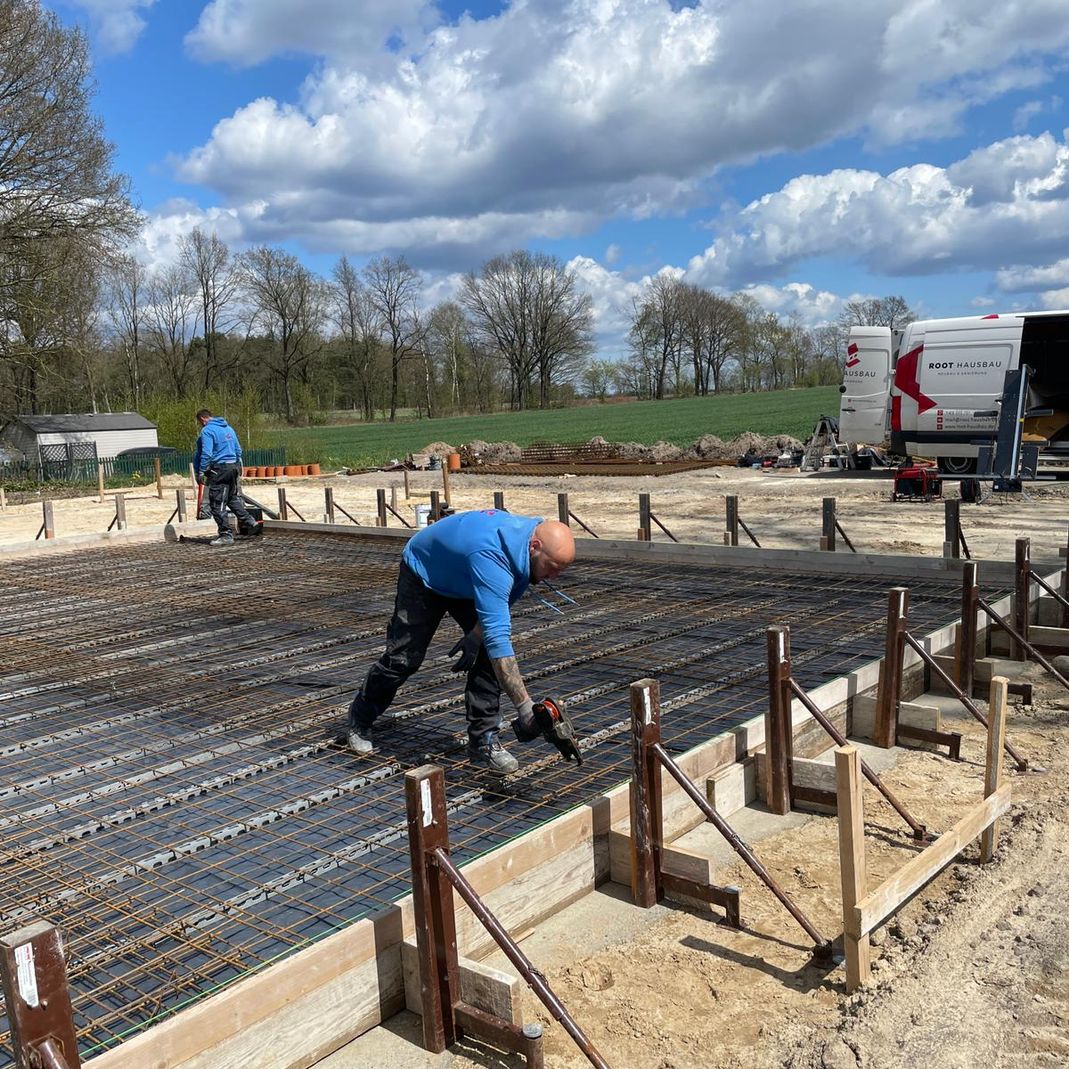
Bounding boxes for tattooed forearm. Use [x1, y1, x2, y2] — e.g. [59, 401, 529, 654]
[491, 655, 529, 708]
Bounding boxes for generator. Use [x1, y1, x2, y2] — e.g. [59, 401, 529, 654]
[891, 465, 942, 502]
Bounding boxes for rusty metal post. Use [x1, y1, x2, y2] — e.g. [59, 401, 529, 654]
[958, 562, 979, 695]
[765, 626, 794, 815]
[0, 920, 82, 1069]
[1061, 525, 1069, 629]
[558, 493, 570, 525]
[1014, 537, 1030, 660]
[874, 588, 909, 748]
[277, 487, 289, 521]
[430, 490, 441, 522]
[629, 679, 663, 909]
[725, 495, 739, 547]
[638, 493, 651, 541]
[325, 487, 335, 524]
[943, 499, 960, 559]
[493, 491, 505, 510]
[405, 766, 460, 1054]
[175, 488, 187, 524]
[376, 488, 388, 527]
[42, 500, 55, 540]
[820, 497, 836, 551]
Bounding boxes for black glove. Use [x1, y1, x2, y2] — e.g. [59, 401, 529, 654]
[196, 471, 208, 486]
[448, 630, 481, 672]
[512, 697, 582, 765]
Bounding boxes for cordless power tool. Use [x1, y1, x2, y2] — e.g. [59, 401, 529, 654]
[512, 696, 582, 765]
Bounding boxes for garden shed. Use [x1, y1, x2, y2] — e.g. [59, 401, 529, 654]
[0, 412, 158, 466]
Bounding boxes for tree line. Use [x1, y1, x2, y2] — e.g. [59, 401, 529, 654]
[0, 0, 914, 428]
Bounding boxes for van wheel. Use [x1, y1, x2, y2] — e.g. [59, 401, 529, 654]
[937, 456, 977, 476]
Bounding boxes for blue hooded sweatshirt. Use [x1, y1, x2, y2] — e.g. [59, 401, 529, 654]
[402, 510, 541, 659]
[194, 417, 243, 474]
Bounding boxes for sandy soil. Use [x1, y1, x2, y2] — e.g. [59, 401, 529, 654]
[2, 465, 1067, 560]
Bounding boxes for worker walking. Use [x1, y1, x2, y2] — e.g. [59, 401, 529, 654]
[347, 510, 577, 772]
[194, 409, 261, 546]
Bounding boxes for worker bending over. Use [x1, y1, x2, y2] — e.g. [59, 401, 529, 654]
[348, 510, 576, 772]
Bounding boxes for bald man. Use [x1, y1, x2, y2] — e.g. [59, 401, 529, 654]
[346, 510, 577, 772]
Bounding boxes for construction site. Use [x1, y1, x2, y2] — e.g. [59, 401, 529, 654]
[2, 460, 1069, 1069]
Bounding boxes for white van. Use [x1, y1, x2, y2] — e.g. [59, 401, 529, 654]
[838, 311, 1069, 473]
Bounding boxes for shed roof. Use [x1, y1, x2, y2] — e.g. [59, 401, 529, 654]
[12, 413, 157, 434]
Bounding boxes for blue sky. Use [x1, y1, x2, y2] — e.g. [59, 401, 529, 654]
[50, 1, 1069, 355]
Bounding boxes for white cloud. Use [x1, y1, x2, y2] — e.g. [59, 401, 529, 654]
[185, 0, 435, 66]
[970, 296, 996, 307]
[173, 0, 1069, 263]
[68, 0, 157, 54]
[735, 282, 842, 325]
[688, 130, 1069, 290]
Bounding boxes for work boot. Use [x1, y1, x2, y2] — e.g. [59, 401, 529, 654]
[467, 731, 519, 774]
[210, 533, 235, 546]
[347, 725, 375, 754]
[240, 521, 263, 537]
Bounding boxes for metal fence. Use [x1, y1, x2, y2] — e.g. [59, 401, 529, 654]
[0, 447, 287, 485]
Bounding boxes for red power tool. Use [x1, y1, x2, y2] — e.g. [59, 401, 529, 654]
[513, 696, 582, 765]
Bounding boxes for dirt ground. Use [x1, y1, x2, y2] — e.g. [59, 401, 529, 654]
[5, 462, 1068, 1068]
[325, 662, 1069, 1069]
[2, 463, 1068, 560]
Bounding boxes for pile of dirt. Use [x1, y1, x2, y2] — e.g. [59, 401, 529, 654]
[684, 434, 729, 459]
[461, 439, 522, 464]
[416, 441, 456, 459]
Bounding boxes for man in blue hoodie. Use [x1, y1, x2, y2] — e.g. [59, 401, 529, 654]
[347, 510, 576, 772]
[194, 409, 261, 546]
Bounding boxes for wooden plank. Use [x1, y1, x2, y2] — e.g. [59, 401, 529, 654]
[850, 783, 1012, 938]
[401, 939, 522, 1025]
[852, 695, 940, 740]
[1028, 625, 1069, 650]
[835, 746, 870, 992]
[981, 678, 1008, 863]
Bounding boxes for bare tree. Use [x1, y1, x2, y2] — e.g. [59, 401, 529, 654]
[463, 250, 592, 410]
[144, 264, 199, 396]
[427, 301, 468, 411]
[330, 255, 383, 420]
[363, 255, 421, 421]
[179, 227, 238, 389]
[239, 246, 324, 422]
[630, 274, 684, 399]
[105, 253, 146, 405]
[839, 295, 916, 331]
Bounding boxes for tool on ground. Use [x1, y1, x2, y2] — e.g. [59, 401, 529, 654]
[530, 580, 577, 615]
[512, 696, 582, 765]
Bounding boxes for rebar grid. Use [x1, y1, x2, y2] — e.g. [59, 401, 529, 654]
[0, 531, 983, 1063]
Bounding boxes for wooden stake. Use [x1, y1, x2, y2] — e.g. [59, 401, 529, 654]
[403, 469, 410, 500]
[765, 626, 793, 816]
[981, 676, 1008, 862]
[874, 587, 909, 748]
[629, 679, 663, 908]
[277, 487, 289, 522]
[154, 457, 163, 499]
[189, 462, 197, 493]
[430, 490, 441, 522]
[493, 491, 505, 510]
[115, 493, 127, 531]
[558, 493, 570, 525]
[441, 462, 451, 506]
[377, 488, 388, 527]
[638, 493, 652, 542]
[835, 745, 870, 991]
[725, 495, 739, 547]
[42, 499, 55, 540]
[175, 488, 187, 523]
[98, 463, 106, 503]
[957, 562, 978, 694]
[391, 484, 399, 514]
[943, 499, 960, 559]
[0, 486, 5, 511]
[1014, 538, 1030, 660]
[325, 487, 335, 524]
[821, 497, 836, 552]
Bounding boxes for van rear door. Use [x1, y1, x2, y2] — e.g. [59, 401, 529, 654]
[839, 327, 892, 444]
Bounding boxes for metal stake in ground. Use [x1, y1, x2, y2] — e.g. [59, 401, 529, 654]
[765, 626, 794, 816]
[638, 493, 652, 541]
[821, 497, 837, 552]
[958, 561, 979, 696]
[874, 587, 909, 748]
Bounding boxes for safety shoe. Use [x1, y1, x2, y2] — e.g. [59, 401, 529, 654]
[467, 731, 519, 774]
[210, 533, 235, 546]
[347, 726, 375, 754]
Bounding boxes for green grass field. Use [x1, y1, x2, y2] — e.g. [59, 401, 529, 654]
[269, 386, 840, 467]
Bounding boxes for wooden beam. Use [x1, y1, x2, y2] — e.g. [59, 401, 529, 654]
[849, 783, 1011, 938]
[401, 939, 522, 1025]
[835, 746, 870, 992]
[981, 677, 1008, 863]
